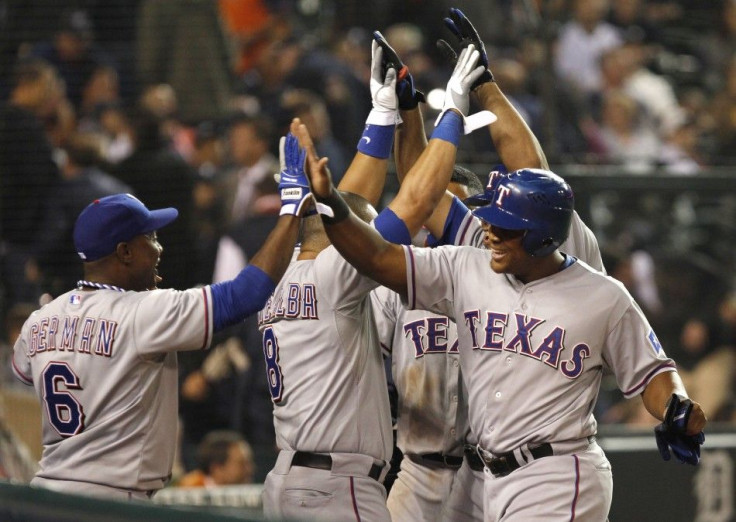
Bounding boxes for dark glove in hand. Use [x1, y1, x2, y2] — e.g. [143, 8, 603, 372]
[654, 394, 705, 465]
[373, 30, 426, 110]
[439, 7, 494, 89]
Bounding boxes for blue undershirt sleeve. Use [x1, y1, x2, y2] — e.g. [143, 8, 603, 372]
[210, 265, 275, 331]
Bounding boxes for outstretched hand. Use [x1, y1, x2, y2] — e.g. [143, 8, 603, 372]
[437, 7, 494, 90]
[293, 119, 333, 200]
[277, 118, 313, 216]
[369, 39, 399, 122]
[373, 30, 426, 110]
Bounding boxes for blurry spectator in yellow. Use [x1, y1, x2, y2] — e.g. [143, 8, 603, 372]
[177, 430, 255, 487]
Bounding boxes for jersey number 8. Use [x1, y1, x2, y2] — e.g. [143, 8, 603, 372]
[262, 326, 284, 402]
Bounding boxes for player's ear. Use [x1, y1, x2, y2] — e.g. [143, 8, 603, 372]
[115, 241, 133, 264]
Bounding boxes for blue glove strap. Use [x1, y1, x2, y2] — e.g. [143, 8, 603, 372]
[357, 123, 395, 159]
[431, 111, 463, 146]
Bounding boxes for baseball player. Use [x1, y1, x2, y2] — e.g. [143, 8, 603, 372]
[300, 119, 708, 522]
[10, 119, 312, 500]
[258, 42, 489, 521]
[371, 23, 605, 521]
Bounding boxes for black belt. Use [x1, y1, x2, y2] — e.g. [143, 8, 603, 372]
[480, 443, 553, 477]
[407, 452, 463, 469]
[463, 445, 484, 472]
[291, 451, 383, 481]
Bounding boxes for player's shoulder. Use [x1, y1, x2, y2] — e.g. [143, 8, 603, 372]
[569, 259, 631, 297]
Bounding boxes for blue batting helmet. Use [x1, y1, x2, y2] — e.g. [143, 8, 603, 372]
[472, 168, 574, 257]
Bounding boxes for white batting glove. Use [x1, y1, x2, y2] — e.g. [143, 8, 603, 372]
[435, 44, 497, 133]
[366, 40, 400, 126]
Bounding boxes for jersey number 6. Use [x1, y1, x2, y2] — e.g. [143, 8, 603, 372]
[262, 326, 284, 403]
[42, 362, 85, 437]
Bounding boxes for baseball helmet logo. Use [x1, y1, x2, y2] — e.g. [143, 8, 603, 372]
[472, 168, 574, 257]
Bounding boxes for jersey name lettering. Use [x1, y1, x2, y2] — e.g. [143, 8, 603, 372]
[463, 310, 590, 378]
[28, 315, 118, 358]
[259, 283, 318, 325]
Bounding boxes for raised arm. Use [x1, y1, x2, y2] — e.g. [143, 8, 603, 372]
[298, 122, 409, 297]
[210, 119, 308, 331]
[386, 45, 486, 236]
[336, 38, 399, 207]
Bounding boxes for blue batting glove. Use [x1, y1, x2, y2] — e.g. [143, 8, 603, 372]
[278, 132, 312, 216]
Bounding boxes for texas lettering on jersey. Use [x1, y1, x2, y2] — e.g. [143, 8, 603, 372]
[402, 316, 459, 357]
[463, 310, 589, 378]
[26, 314, 118, 358]
[258, 282, 319, 325]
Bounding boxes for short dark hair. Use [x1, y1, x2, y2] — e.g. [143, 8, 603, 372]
[450, 165, 484, 196]
[196, 430, 245, 473]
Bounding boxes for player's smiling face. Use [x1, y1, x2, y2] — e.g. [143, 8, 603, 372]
[481, 222, 535, 278]
[129, 231, 164, 290]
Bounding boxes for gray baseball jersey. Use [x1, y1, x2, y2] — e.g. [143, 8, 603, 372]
[375, 201, 605, 457]
[402, 245, 675, 454]
[375, 199, 605, 520]
[257, 245, 392, 461]
[12, 286, 214, 492]
[258, 244, 393, 520]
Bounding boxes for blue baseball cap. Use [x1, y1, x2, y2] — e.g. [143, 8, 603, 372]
[73, 193, 178, 261]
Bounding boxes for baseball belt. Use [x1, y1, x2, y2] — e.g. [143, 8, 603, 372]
[476, 436, 595, 477]
[463, 444, 485, 472]
[407, 452, 464, 469]
[291, 451, 383, 481]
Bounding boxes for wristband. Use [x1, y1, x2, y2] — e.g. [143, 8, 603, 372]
[314, 189, 350, 225]
[430, 110, 463, 146]
[374, 207, 412, 245]
[357, 122, 395, 159]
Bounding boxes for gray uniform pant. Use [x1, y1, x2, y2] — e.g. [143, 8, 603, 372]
[262, 450, 390, 521]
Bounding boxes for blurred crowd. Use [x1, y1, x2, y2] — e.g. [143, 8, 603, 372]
[1, 0, 735, 485]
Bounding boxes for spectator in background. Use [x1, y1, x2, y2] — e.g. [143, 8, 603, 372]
[178, 335, 251, 472]
[595, 89, 662, 172]
[241, 33, 371, 157]
[189, 120, 228, 284]
[136, 0, 236, 124]
[112, 106, 199, 289]
[709, 52, 736, 165]
[331, 27, 373, 91]
[29, 9, 117, 112]
[77, 65, 120, 132]
[177, 430, 255, 487]
[216, 113, 279, 225]
[279, 88, 350, 182]
[0, 59, 63, 307]
[607, 0, 664, 46]
[598, 42, 686, 139]
[31, 131, 132, 297]
[218, 0, 287, 77]
[554, 0, 623, 102]
[96, 102, 134, 164]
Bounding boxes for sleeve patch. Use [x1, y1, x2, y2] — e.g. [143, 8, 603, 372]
[648, 330, 662, 354]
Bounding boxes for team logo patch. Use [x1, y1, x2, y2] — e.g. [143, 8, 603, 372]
[648, 330, 662, 354]
[70, 294, 82, 305]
